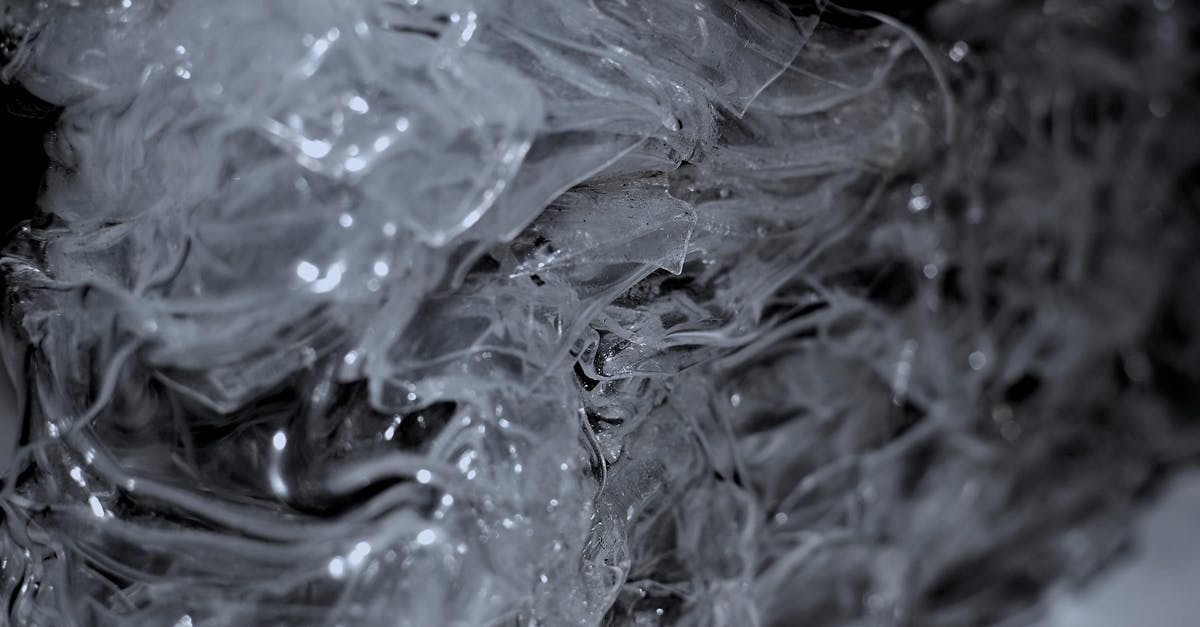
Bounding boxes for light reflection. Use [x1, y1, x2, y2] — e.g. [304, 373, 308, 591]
[347, 95, 369, 114]
[416, 529, 437, 546]
[459, 12, 478, 43]
[347, 541, 371, 568]
[328, 556, 346, 578]
[457, 450, 476, 473]
[299, 138, 332, 159]
[949, 41, 970, 63]
[296, 261, 319, 282]
[272, 431, 287, 452]
[312, 261, 347, 293]
[908, 183, 931, 212]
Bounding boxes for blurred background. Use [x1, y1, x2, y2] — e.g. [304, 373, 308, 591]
[1039, 471, 1200, 627]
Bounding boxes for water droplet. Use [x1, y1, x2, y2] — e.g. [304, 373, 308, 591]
[968, 351, 987, 371]
[416, 469, 432, 484]
[416, 529, 437, 546]
[373, 261, 390, 277]
[347, 95, 369, 114]
[312, 261, 347, 294]
[347, 541, 371, 567]
[948, 41, 969, 63]
[328, 556, 346, 578]
[300, 138, 332, 159]
[296, 261, 320, 282]
[88, 496, 106, 518]
[908, 195, 931, 212]
[272, 431, 287, 452]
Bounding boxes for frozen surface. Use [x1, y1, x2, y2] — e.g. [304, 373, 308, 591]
[0, 0, 1197, 626]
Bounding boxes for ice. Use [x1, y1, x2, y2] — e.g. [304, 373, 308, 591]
[0, 0, 1198, 626]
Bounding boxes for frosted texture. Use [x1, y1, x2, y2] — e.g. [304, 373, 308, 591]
[0, 0, 1197, 625]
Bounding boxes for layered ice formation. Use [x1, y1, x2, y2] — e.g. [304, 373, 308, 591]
[0, 0, 1197, 625]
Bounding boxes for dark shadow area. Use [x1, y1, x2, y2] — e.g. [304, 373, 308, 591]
[0, 80, 59, 235]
